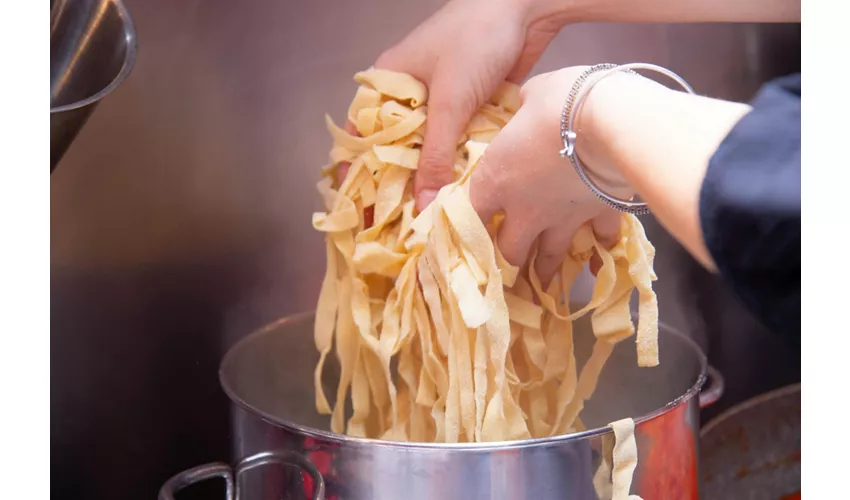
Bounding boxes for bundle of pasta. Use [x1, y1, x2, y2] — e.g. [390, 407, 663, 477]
[312, 69, 659, 449]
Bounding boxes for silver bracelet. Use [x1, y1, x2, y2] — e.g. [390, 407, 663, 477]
[559, 63, 697, 215]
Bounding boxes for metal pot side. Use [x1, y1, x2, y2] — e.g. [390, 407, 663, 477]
[699, 384, 801, 500]
[205, 311, 715, 500]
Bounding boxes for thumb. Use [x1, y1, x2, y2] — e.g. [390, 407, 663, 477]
[415, 75, 478, 211]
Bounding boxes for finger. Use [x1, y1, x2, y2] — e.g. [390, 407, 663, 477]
[374, 46, 432, 82]
[588, 212, 622, 276]
[535, 223, 580, 287]
[414, 73, 478, 211]
[497, 215, 542, 268]
[592, 211, 622, 248]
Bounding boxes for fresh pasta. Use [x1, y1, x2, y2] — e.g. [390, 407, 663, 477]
[312, 68, 659, 497]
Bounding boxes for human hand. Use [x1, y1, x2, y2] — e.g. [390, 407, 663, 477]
[469, 66, 637, 284]
[374, 0, 567, 211]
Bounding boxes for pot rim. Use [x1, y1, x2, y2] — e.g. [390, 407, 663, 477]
[220, 310, 709, 450]
[50, 0, 138, 114]
[699, 382, 800, 439]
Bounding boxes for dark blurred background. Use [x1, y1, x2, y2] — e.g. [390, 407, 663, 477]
[50, 0, 800, 497]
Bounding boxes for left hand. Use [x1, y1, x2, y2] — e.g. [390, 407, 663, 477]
[371, 0, 567, 211]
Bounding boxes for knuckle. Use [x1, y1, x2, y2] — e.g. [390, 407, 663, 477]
[538, 245, 561, 260]
[429, 74, 479, 115]
[429, 92, 474, 119]
[473, 160, 504, 199]
[469, 168, 501, 212]
[538, 237, 568, 260]
[417, 149, 457, 182]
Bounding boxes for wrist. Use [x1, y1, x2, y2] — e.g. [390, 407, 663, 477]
[574, 72, 672, 197]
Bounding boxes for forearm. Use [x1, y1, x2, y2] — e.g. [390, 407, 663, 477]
[523, 0, 800, 25]
[578, 74, 751, 271]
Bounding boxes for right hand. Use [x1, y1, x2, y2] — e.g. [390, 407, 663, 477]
[374, 0, 567, 211]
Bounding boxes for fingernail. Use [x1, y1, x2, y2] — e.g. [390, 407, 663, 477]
[416, 189, 439, 212]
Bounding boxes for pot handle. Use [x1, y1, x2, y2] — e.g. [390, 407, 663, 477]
[158, 462, 234, 500]
[236, 450, 326, 500]
[699, 365, 725, 409]
[158, 450, 326, 500]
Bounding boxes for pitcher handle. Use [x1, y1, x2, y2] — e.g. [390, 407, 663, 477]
[699, 365, 725, 409]
[158, 450, 326, 500]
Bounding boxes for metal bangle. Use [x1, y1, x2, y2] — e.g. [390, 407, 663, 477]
[559, 63, 697, 215]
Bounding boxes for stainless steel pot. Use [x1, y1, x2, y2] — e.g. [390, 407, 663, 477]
[700, 384, 800, 499]
[160, 310, 723, 500]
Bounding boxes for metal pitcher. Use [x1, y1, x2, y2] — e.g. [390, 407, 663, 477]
[50, 0, 137, 170]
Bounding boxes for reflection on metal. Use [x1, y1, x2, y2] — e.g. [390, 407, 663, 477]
[49, 0, 800, 497]
[50, 0, 137, 170]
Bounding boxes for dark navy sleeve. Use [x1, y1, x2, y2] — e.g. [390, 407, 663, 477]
[698, 74, 801, 344]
